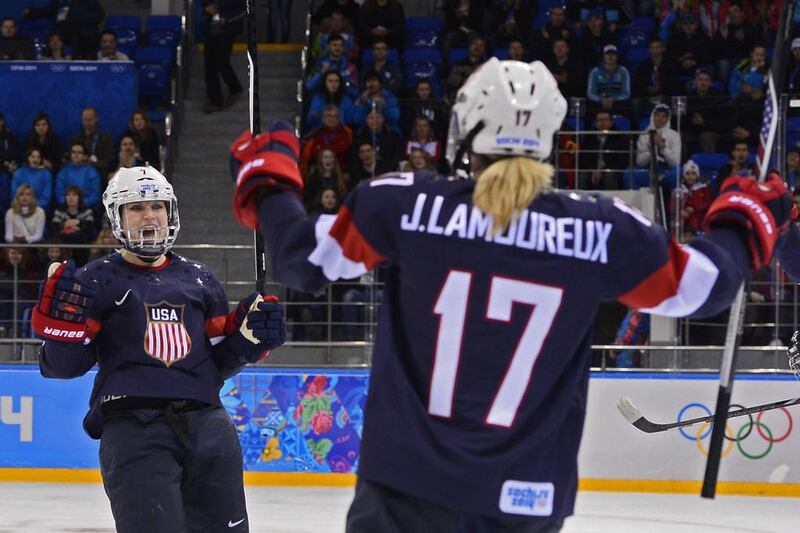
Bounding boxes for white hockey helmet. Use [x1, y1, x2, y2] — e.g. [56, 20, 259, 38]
[445, 58, 567, 168]
[102, 166, 180, 259]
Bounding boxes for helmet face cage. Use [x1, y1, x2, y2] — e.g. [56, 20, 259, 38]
[103, 167, 180, 259]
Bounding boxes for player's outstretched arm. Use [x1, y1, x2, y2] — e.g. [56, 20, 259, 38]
[774, 207, 800, 281]
[230, 120, 335, 294]
[212, 293, 287, 380]
[35, 260, 100, 379]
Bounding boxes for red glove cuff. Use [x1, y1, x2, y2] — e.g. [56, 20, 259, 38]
[233, 152, 303, 229]
[32, 307, 100, 343]
[704, 192, 778, 270]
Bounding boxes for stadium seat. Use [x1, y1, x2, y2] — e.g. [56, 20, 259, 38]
[403, 48, 443, 94]
[629, 16, 656, 32]
[17, 16, 52, 44]
[448, 47, 468, 65]
[638, 116, 651, 130]
[623, 48, 650, 69]
[619, 29, 650, 54]
[493, 49, 510, 60]
[138, 63, 171, 105]
[106, 15, 142, 33]
[146, 15, 182, 37]
[135, 45, 173, 67]
[786, 117, 800, 132]
[689, 152, 730, 178]
[563, 117, 585, 130]
[612, 114, 631, 130]
[406, 30, 440, 49]
[404, 17, 442, 34]
[113, 28, 140, 58]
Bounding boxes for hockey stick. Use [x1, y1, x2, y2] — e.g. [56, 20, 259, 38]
[246, 0, 267, 294]
[617, 394, 800, 434]
[701, 0, 795, 499]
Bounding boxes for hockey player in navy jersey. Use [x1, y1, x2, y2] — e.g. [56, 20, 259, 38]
[229, 58, 793, 532]
[33, 166, 286, 533]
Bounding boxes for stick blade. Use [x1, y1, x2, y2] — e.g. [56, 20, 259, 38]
[617, 396, 664, 433]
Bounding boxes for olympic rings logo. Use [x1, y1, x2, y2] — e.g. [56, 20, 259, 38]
[677, 403, 794, 460]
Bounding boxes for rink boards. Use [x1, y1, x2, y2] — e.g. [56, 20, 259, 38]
[2, 366, 800, 496]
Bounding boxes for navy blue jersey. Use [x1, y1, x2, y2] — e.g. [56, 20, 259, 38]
[39, 251, 256, 438]
[257, 171, 750, 522]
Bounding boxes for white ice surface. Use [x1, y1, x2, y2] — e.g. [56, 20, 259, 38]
[0, 483, 795, 532]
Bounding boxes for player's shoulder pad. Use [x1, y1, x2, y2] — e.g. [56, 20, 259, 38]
[550, 190, 654, 228]
[170, 253, 215, 276]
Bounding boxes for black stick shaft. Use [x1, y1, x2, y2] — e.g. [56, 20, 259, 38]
[246, 0, 266, 294]
[642, 396, 800, 433]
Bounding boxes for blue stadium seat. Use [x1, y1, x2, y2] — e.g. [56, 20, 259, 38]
[138, 64, 171, 105]
[402, 48, 442, 95]
[629, 16, 656, 32]
[106, 15, 142, 33]
[689, 152, 730, 178]
[404, 17, 442, 33]
[623, 48, 650, 69]
[17, 15, 52, 44]
[619, 29, 650, 53]
[145, 15, 182, 36]
[612, 114, 631, 130]
[563, 117, 585, 130]
[147, 28, 179, 49]
[135, 45, 173, 67]
[406, 30, 440, 49]
[786, 117, 800, 132]
[403, 47, 442, 65]
[113, 27, 140, 58]
[638, 116, 651, 129]
[448, 47, 468, 65]
[493, 49, 510, 60]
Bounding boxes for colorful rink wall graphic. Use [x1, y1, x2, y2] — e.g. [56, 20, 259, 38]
[3, 366, 800, 495]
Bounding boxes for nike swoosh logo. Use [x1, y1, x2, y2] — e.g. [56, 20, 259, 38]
[115, 289, 132, 306]
[228, 519, 245, 528]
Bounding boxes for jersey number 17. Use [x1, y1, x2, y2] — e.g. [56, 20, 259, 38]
[429, 271, 563, 428]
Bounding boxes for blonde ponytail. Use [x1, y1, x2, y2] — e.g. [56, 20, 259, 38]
[472, 157, 553, 234]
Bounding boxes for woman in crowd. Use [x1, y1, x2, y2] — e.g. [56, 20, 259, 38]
[24, 113, 62, 173]
[402, 116, 442, 163]
[51, 185, 96, 265]
[41, 31, 71, 60]
[306, 70, 355, 129]
[303, 148, 350, 209]
[5, 184, 46, 244]
[11, 148, 53, 211]
[125, 110, 161, 168]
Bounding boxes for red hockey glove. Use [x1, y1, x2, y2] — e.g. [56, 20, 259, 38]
[704, 172, 792, 269]
[225, 292, 287, 363]
[32, 260, 99, 343]
[230, 120, 302, 229]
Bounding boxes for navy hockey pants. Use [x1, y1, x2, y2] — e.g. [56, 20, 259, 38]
[99, 403, 248, 533]
[346, 478, 564, 533]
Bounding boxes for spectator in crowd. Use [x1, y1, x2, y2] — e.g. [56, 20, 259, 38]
[546, 38, 586, 98]
[11, 148, 52, 211]
[728, 43, 768, 97]
[97, 30, 129, 61]
[786, 37, 800, 94]
[632, 36, 676, 105]
[0, 111, 18, 177]
[487, 0, 531, 52]
[0, 16, 35, 59]
[306, 33, 359, 98]
[506, 38, 527, 62]
[312, 8, 358, 62]
[23, 0, 105, 60]
[310, 187, 341, 217]
[636, 103, 681, 186]
[312, 0, 360, 31]
[0, 247, 40, 337]
[24, 113, 62, 173]
[355, 109, 403, 173]
[124, 110, 161, 168]
[727, 70, 765, 147]
[41, 239, 71, 274]
[51, 185, 95, 265]
[714, 140, 757, 195]
[304, 148, 350, 209]
[443, 0, 486, 51]
[403, 116, 442, 163]
[672, 159, 712, 235]
[56, 142, 101, 210]
[5, 184, 45, 244]
[587, 44, 631, 113]
[361, 39, 402, 96]
[69, 107, 115, 179]
[41, 31, 71, 60]
[578, 0, 629, 32]
[352, 71, 400, 130]
[696, 0, 754, 39]
[201, 0, 245, 113]
[300, 104, 354, 174]
[786, 146, 800, 188]
[446, 34, 487, 99]
[400, 79, 448, 140]
[357, 0, 405, 51]
[113, 134, 144, 173]
[535, 5, 571, 61]
[575, 11, 616, 67]
[579, 110, 629, 189]
[88, 227, 119, 261]
[306, 70, 355, 129]
[713, 1, 758, 84]
[349, 141, 392, 185]
[667, 12, 713, 84]
[401, 147, 436, 172]
[685, 66, 725, 153]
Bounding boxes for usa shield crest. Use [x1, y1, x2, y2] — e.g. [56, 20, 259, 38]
[143, 301, 192, 366]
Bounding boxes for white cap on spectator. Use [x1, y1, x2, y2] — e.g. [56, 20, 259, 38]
[603, 44, 618, 54]
[684, 160, 700, 176]
[792, 37, 800, 50]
